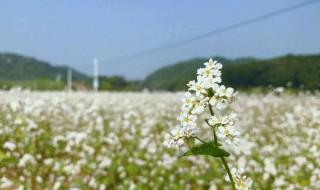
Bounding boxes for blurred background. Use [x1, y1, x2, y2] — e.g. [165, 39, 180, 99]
[0, 0, 319, 91]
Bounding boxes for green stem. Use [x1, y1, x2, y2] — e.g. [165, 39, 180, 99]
[208, 105, 218, 146]
[221, 157, 236, 190]
[208, 104, 236, 190]
[195, 137, 207, 144]
[212, 128, 218, 145]
[208, 103, 214, 115]
[204, 119, 218, 145]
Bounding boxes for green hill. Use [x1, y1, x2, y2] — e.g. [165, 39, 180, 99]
[2, 52, 319, 91]
[0, 52, 91, 90]
[0, 52, 140, 91]
[144, 54, 320, 91]
[0, 53, 89, 81]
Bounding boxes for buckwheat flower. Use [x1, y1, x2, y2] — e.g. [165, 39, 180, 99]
[208, 115, 223, 126]
[9, 101, 20, 112]
[53, 181, 61, 190]
[181, 125, 199, 138]
[163, 133, 184, 149]
[27, 119, 38, 130]
[18, 154, 36, 167]
[0, 177, 13, 188]
[99, 157, 112, 169]
[197, 66, 221, 80]
[204, 58, 218, 68]
[191, 103, 205, 115]
[182, 91, 194, 100]
[197, 75, 221, 89]
[64, 163, 81, 175]
[204, 59, 222, 70]
[36, 176, 43, 183]
[215, 85, 235, 99]
[3, 141, 16, 151]
[295, 156, 307, 166]
[66, 132, 87, 145]
[197, 67, 214, 78]
[209, 96, 217, 106]
[69, 187, 80, 190]
[264, 158, 277, 176]
[216, 125, 240, 145]
[199, 61, 222, 85]
[216, 98, 229, 110]
[209, 181, 217, 190]
[163, 126, 198, 149]
[99, 184, 107, 190]
[187, 80, 207, 97]
[274, 176, 286, 187]
[213, 85, 236, 110]
[178, 113, 197, 128]
[310, 169, 320, 187]
[183, 98, 206, 116]
[226, 168, 252, 190]
[181, 92, 196, 110]
[212, 69, 222, 78]
[14, 117, 23, 125]
[89, 178, 98, 188]
[208, 113, 237, 127]
[44, 158, 54, 166]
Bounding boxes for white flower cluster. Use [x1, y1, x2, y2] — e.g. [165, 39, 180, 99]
[163, 59, 252, 190]
[210, 113, 240, 146]
[164, 59, 238, 149]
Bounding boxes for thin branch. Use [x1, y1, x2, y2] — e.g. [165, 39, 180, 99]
[195, 137, 207, 144]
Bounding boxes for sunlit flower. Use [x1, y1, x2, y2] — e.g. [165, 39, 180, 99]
[18, 154, 36, 167]
[226, 168, 252, 190]
[216, 125, 240, 145]
[178, 113, 197, 128]
[0, 177, 13, 188]
[187, 80, 207, 97]
[3, 141, 16, 151]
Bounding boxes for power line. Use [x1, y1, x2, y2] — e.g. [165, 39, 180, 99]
[101, 0, 320, 65]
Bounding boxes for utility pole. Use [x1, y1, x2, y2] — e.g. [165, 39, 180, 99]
[93, 58, 99, 92]
[67, 68, 72, 93]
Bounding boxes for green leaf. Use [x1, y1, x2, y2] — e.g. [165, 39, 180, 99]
[183, 142, 230, 157]
[207, 88, 215, 97]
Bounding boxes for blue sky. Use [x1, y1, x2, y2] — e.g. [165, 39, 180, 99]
[1, 0, 320, 79]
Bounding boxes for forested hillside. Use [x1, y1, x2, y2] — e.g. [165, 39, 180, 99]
[144, 54, 320, 91]
[1, 52, 319, 91]
[0, 53, 140, 91]
[0, 53, 88, 81]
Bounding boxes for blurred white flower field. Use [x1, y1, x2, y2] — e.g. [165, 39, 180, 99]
[0, 91, 319, 189]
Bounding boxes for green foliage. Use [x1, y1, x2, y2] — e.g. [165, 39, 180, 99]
[0, 52, 89, 81]
[144, 58, 224, 91]
[2, 52, 319, 91]
[99, 76, 142, 91]
[0, 79, 65, 91]
[183, 141, 230, 157]
[0, 52, 141, 91]
[144, 54, 320, 91]
[222, 54, 320, 89]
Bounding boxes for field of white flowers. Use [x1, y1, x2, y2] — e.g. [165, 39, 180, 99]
[0, 90, 319, 189]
